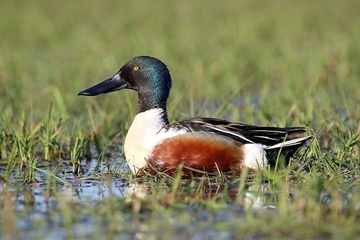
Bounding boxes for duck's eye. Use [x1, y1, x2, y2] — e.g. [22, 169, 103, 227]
[133, 66, 139, 71]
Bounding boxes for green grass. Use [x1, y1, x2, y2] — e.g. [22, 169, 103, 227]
[0, 0, 359, 239]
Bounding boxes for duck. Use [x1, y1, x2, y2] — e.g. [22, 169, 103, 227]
[78, 56, 312, 177]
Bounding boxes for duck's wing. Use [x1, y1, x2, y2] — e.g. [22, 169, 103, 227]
[176, 117, 308, 146]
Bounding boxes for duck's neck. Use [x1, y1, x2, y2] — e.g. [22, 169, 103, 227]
[137, 92, 169, 124]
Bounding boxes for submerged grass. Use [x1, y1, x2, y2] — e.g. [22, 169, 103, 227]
[0, 0, 359, 239]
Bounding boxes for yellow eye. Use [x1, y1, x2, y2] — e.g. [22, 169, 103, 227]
[133, 66, 139, 71]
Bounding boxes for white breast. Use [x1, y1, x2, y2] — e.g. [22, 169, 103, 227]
[124, 108, 187, 174]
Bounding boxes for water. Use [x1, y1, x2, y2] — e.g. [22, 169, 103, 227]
[1, 156, 358, 239]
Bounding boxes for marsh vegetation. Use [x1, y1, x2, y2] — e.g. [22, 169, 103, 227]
[0, 0, 359, 239]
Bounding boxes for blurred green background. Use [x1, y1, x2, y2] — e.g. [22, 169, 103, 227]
[1, 0, 359, 149]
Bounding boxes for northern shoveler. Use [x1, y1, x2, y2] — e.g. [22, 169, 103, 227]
[78, 56, 312, 177]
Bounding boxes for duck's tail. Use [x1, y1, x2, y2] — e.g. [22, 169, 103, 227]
[265, 135, 313, 166]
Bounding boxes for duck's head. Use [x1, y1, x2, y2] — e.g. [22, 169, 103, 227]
[78, 56, 172, 113]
